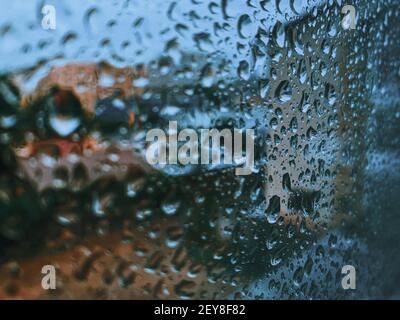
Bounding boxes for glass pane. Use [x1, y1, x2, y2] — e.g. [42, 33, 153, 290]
[0, 0, 399, 299]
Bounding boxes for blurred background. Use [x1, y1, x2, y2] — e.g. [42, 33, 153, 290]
[0, 0, 399, 299]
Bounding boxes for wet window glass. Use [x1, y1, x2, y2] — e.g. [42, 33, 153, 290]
[0, 0, 399, 299]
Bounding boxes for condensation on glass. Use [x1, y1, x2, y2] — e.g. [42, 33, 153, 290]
[0, 0, 399, 299]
